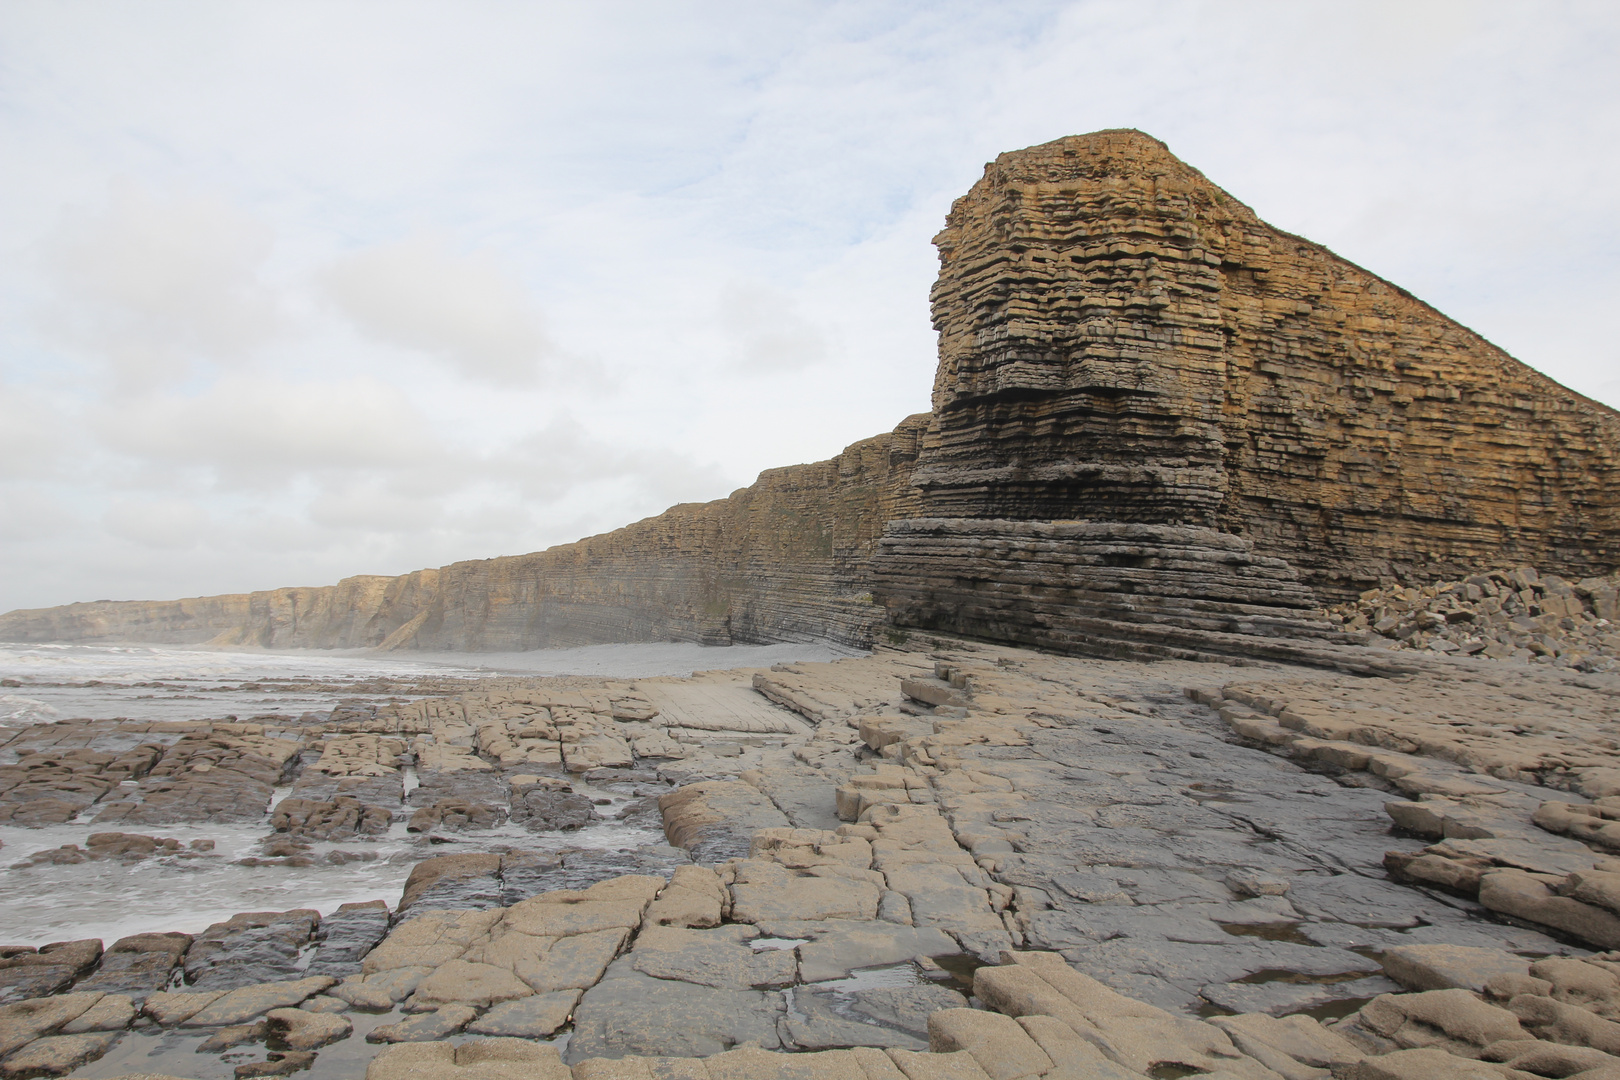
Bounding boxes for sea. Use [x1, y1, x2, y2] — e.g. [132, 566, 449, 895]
[0, 639, 858, 947]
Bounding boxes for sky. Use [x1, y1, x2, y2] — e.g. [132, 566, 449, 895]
[1, 1, 1617, 614]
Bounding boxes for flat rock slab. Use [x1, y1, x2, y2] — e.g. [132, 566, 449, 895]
[512, 927, 630, 994]
[265, 1007, 351, 1050]
[59, 994, 135, 1033]
[181, 977, 335, 1027]
[631, 925, 796, 990]
[567, 961, 786, 1062]
[366, 1039, 571, 1080]
[796, 924, 960, 983]
[0, 1030, 120, 1077]
[332, 966, 432, 1009]
[465, 989, 581, 1037]
[409, 960, 532, 1009]
[366, 1004, 477, 1043]
[0, 993, 106, 1056]
[787, 987, 925, 1051]
[1380, 944, 1532, 993]
[729, 863, 881, 924]
[660, 781, 793, 864]
[1199, 974, 1400, 1016]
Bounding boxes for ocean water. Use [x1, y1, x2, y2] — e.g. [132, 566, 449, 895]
[0, 639, 864, 724]
[0, 638, 859, 946]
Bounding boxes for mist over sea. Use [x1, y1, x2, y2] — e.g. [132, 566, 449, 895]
[0, 639, 864, 726]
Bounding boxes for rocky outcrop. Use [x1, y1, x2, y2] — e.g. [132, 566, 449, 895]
[4, 130, 1617, 660]
[898, 129, 1619, 598]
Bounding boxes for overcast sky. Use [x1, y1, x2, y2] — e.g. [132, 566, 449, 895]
[2, 1, 1616, 614]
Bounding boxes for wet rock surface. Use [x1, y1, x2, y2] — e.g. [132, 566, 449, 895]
[0, 638, 1616, 1078]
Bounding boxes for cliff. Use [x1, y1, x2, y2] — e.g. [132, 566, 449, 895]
[0, 415, 930, 651]
[901, 130, 1620, 595]
[5, 131, 1618, 662]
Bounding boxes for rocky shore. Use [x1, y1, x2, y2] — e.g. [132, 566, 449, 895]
[0, 632, 1610, 1078]
[0, 128, 1616, 1079]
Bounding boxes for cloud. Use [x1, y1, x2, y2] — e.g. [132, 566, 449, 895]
[503, 417, 730, 505]
[0, 487, 78, 543]
[719, 282, 830, 373]
[38, 184, 281, 388]
[94, 375, 440, 483]
[102, 498, 209, 549]
[0, 386, 68, 480]
[323, 234, 554, 385]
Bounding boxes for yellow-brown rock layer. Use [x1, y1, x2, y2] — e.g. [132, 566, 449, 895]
[907, 129, 1620, 596]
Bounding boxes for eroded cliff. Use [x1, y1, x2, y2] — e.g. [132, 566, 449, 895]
[904, 130, 1620, 593]
[0, 417, 929, 651]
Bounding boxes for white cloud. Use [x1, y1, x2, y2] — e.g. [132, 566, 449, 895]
[38, 184, 280, 388]
[94, 376, 439, 483]
[0, 386, 68, 480]
[0, 486, 78, 543]
[323, 234, 553, 385]
[102, 498, 209, 550]
[719, 282, 831, 373]
[0, 2, 1617, 613]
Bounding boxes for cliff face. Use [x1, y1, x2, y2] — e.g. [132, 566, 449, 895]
[5, 131, 1618, 660]
[906, 130, 1620, 596]
[0, 416, 929, 651]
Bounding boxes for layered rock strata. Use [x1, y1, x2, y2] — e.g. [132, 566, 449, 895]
[4, 131, 1618, 663]
[902, 129, 1620, 596]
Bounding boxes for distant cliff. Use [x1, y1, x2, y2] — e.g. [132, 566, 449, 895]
[0, 415, 930, 651]
[6, 130, 1618, 662]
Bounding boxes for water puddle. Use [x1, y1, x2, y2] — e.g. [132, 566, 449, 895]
[923, 952, 986, 991]
[1234, 968, 1379, 986]
[1217, 921, 1316, 946]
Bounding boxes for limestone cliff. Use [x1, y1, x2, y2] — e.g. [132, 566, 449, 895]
[902, 130, 1620, 595]
[0, 416, 929, 651]
[5, 131, 1617, 662]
